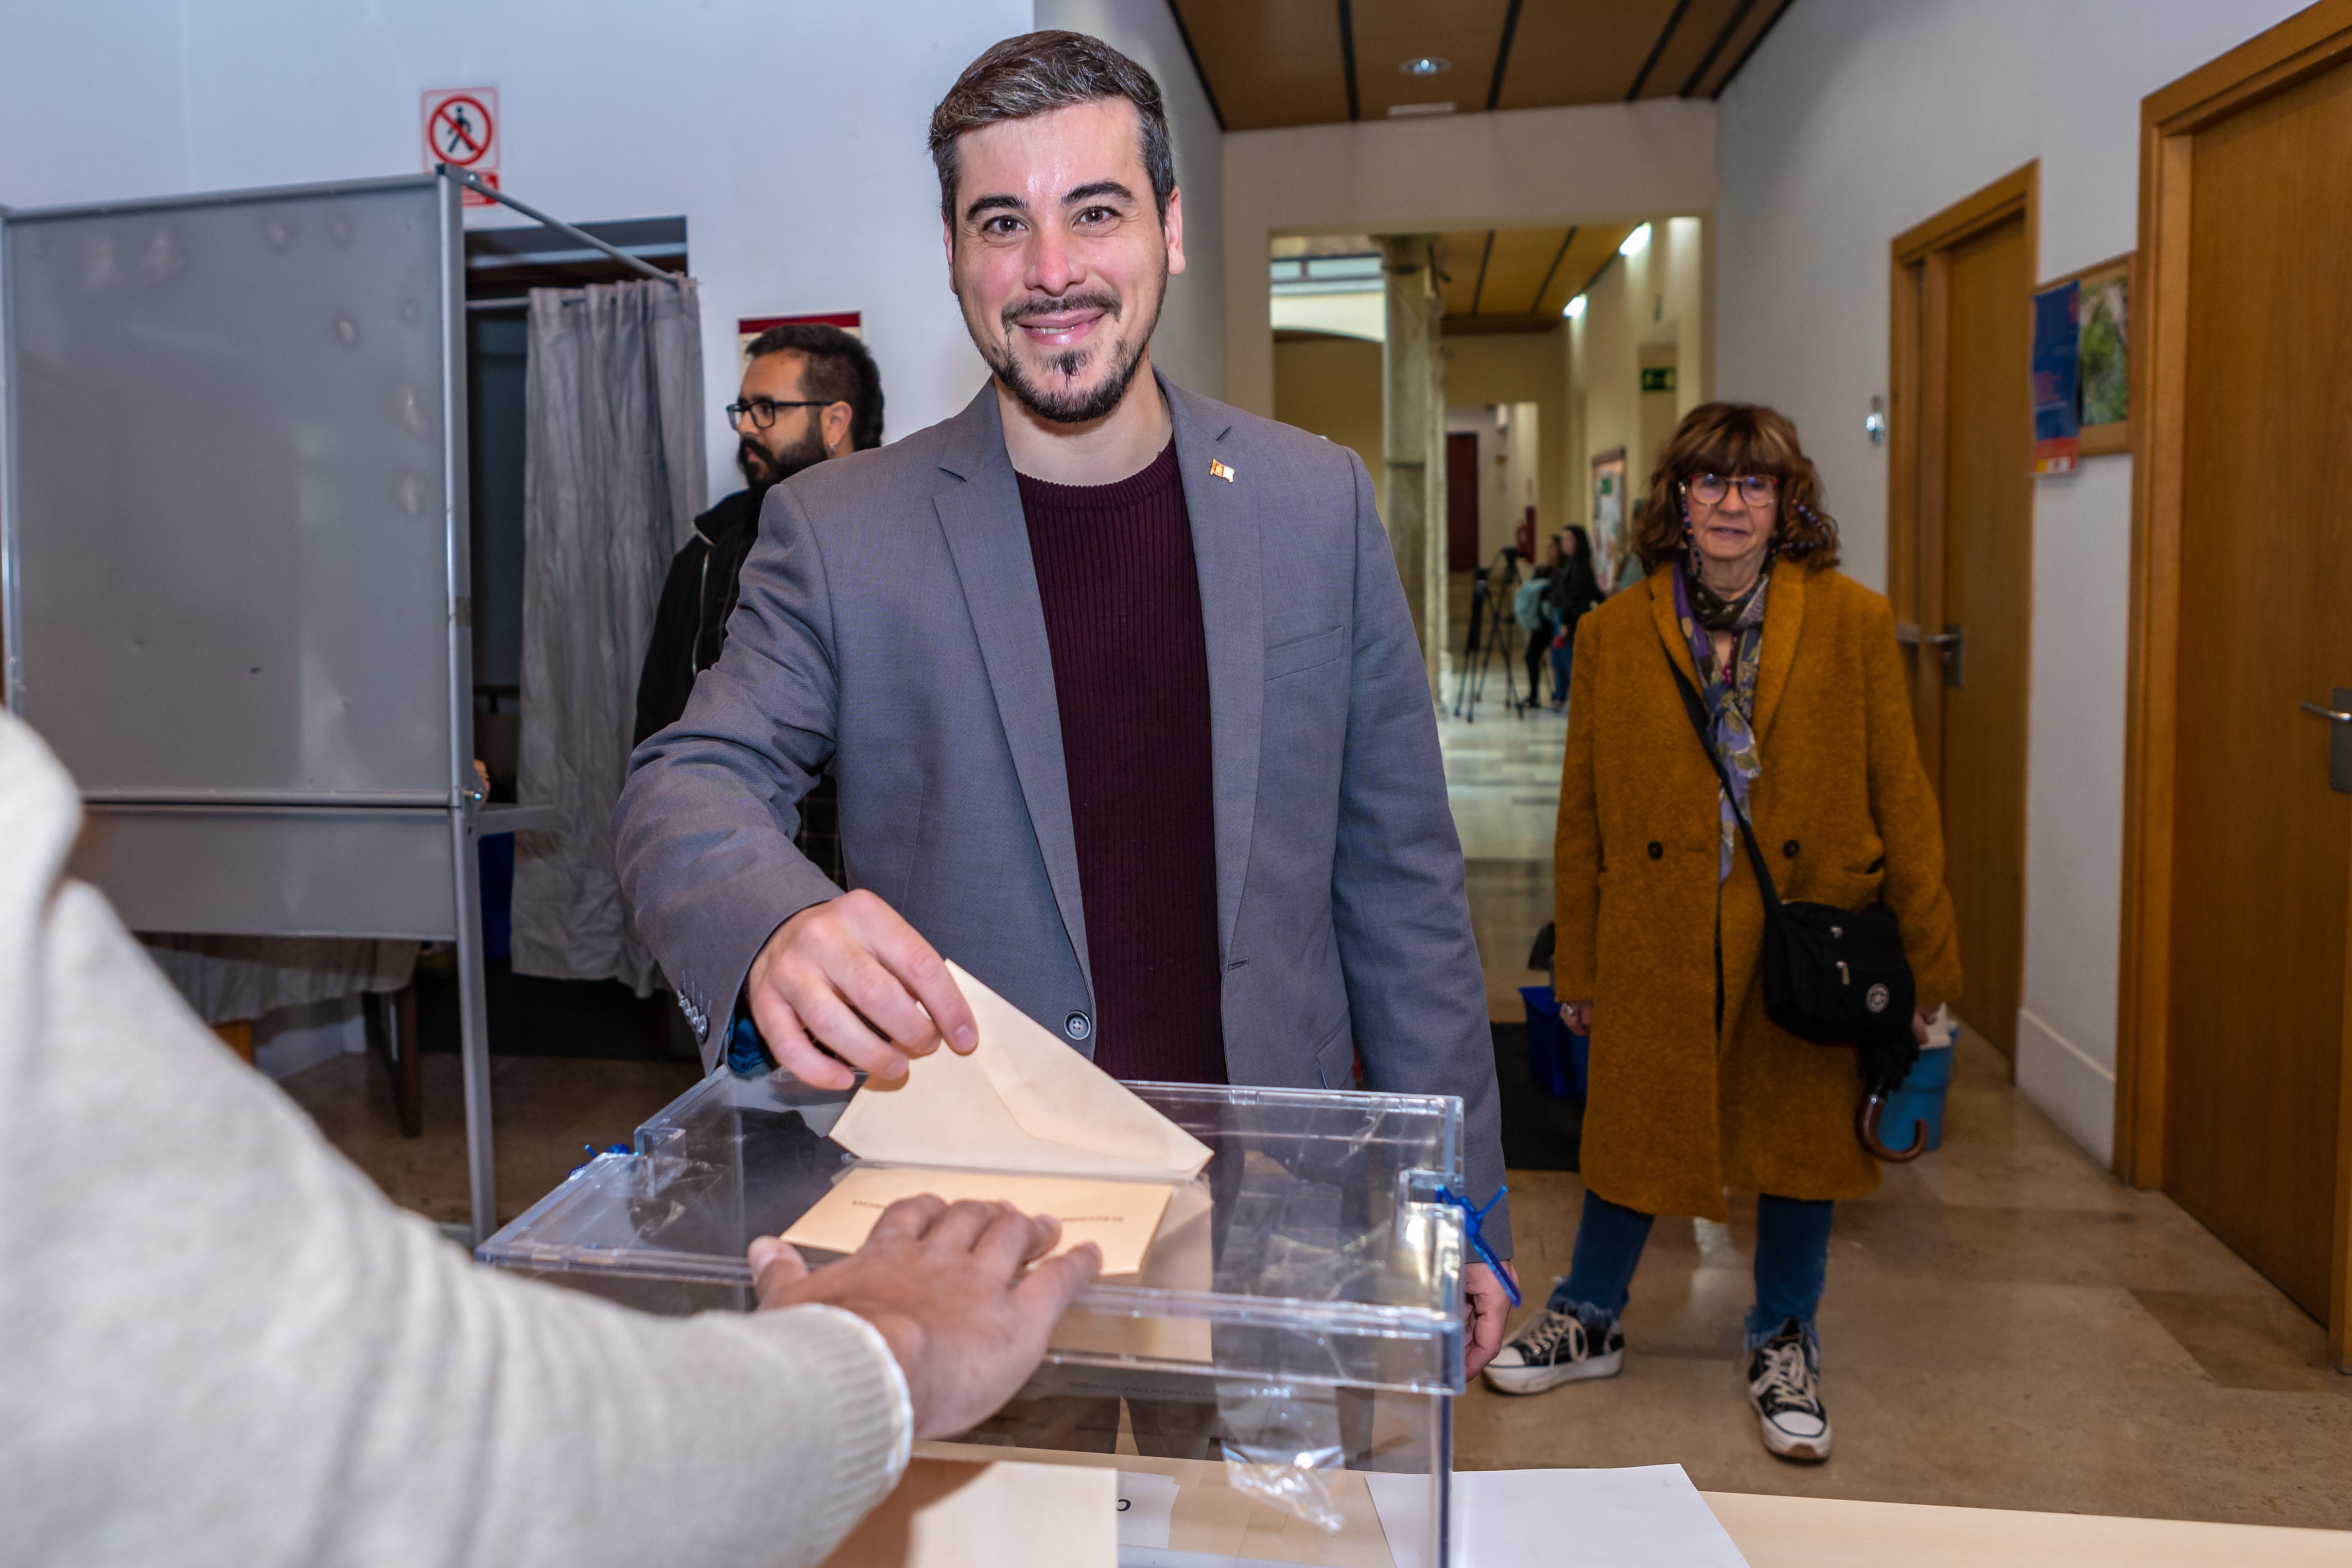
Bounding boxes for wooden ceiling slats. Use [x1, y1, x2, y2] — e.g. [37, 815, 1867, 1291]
[1633, 0, 1754, 100]
[1427, 223, 1634, 326]
[1491, 0, 1682, 113]
[1171, 0, 1787, 130]
[1169, 0, 1351, 130]
[1702, 0, 1798, 98]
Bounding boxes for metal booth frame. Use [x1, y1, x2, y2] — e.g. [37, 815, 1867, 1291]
[0, 169, 561, 1242]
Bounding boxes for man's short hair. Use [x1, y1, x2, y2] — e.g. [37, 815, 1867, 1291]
[929, 31, 1175, 230]
[744, 323, 885, 451]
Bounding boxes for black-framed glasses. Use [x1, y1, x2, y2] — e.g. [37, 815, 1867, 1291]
[726, 397, 837, 430]
[1683, 473, 1780, 507]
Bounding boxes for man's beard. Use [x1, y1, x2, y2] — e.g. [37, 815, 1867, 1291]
[737, 424, 828, 491]
[984, 280, 1161, 426]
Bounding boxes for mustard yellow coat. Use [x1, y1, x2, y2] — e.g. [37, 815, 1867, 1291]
[1553, 564, 1961, 1219]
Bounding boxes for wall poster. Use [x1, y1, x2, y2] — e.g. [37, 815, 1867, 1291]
[2033, 253, 2134, 464]
[2030, 281, 2081, 474]
[1590, 448, 1628, 582]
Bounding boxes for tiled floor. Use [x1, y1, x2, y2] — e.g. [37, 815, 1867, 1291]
[280, 655, 2352, 1531]
[283, 1051, 700, 1229]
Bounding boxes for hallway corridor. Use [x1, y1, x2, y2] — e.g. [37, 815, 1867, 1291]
[1440, 699, 2352, 1528]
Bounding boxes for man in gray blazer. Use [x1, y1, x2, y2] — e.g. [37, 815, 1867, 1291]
[615, 30, 1517, 1371]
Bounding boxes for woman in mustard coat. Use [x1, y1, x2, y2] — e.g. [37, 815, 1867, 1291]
[1484, 404, 1960, 1465]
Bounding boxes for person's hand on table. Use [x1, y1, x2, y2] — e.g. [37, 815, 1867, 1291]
[745, 890, 979, 1090]
[1559, 1000, 1592, 1034]
[1465, 1260, 1520, 1378]
[750, 1196, 1103, 1440]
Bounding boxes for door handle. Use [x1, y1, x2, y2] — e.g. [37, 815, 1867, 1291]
[2304, 688, 2352, 794]
[1894, 623, 1965, 688]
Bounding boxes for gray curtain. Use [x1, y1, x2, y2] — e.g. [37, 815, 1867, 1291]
[511, 277, 705, 992]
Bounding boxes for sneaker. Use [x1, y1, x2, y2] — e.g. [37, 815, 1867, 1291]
[1744, 1319, 1832, 1462]
[1482, 1305, 1625, 1395]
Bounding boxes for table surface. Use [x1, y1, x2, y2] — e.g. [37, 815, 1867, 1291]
[916, 1441, 2352, 1565]
[1701, 1490, 2352, 1567]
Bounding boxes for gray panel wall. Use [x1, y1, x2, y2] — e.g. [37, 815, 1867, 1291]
[6, 179, 454, 797]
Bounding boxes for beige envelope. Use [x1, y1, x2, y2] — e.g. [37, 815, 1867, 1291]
[781, 1164, 1177, 1279]
[827, 961, 1213, 1183]
[820, 1457, 1113, 1568]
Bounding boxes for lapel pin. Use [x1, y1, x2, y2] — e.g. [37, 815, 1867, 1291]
[1209, 459, 1236, 483]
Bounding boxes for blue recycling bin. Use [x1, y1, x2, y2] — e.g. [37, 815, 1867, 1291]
[1519, 984, 1590, 1101]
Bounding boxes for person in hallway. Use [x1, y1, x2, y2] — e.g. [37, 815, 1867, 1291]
[0, 708, 1099, 1568]
[1483, 403, 1960, 1462]
[633, 323, 885, 886]
[614, 30, 1517, 1375]
[1517, 535, 1561, 706]
[1544, 525, 1602, 711]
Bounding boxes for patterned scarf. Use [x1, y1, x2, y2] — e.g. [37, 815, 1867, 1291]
[1672, 562, 1771, 883]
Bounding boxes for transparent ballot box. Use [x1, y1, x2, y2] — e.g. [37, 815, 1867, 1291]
[478, 1068, 1470, 1565]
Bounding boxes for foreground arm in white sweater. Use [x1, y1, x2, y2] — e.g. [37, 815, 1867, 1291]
[0, 710, 1059, 1567]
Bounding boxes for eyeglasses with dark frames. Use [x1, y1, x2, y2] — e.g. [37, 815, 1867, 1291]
[1682, 473, 1780, 507]
[726, 397, 840, 430]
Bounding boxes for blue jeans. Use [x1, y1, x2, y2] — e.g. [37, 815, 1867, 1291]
[1549, 1189, 1834, 1352]
[1548, 637, 1574, 704]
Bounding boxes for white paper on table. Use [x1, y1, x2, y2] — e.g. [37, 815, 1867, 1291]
[1117, 1470, 1180, 1548]
[1365, 1466, 1751, 1568]
[822, 1457, 1114, 1567]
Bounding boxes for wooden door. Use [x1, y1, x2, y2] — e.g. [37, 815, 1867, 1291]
[1447, 430, 1480, 573]
[1891, 169, 2036, 1062]
[2159, 52, 2352, 1323]
[1935, 217, 2034, 1061]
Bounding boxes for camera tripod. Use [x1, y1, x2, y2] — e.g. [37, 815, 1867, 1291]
[1451, 547, 1532, 723]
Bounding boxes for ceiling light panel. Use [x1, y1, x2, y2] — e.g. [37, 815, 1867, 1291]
[1348, 0, 1513, 119]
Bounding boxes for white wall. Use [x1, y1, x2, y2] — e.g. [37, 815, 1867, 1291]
[1035, 0, 1226, 400]
[2, 0, 1034, 503]
[1715, 0, 2309, 1164]
[1224, 100, 1716, 419]
[1567, 214, 1710, 565]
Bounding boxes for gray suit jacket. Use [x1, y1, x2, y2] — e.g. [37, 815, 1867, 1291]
[614, 373, 1509, 1246]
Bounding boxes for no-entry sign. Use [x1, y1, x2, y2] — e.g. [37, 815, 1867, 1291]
[423, 88, 499, 205]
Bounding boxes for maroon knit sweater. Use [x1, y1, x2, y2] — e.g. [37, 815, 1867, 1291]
[1016, 441, 1227, 1085]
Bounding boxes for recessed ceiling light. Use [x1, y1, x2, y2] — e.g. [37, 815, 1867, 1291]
[1388, 101, 1456, 117]
[1618, 222, 1652, 257]
[1400, 56, 1451, 76]
[1563, 294, 1588, 320]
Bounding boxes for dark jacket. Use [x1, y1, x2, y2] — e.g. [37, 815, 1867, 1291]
[634, 488, 761, 747]
[633, 486, 845, 889]
[1546, 554, 1601, 635]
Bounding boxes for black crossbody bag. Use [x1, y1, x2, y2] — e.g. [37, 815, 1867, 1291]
[1668, 664, 1915, 1054]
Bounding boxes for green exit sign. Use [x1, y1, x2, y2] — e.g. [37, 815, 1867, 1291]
[1640, 367, 1678, 393]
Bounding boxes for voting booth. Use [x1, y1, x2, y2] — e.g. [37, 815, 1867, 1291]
[0, 171, 549, 1242]
[482, 1065, 1470, 1567]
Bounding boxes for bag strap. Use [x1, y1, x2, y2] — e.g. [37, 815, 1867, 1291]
[1666, 658, 1788, 915]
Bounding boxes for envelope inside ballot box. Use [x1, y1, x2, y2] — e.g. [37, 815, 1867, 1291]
[779, 963, 1216, 1281]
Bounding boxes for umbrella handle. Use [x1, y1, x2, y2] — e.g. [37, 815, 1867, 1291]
[1856, 1089, 1928, 1162]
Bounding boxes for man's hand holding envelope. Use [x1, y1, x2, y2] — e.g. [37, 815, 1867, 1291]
[749, 904, 1512, 1376]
